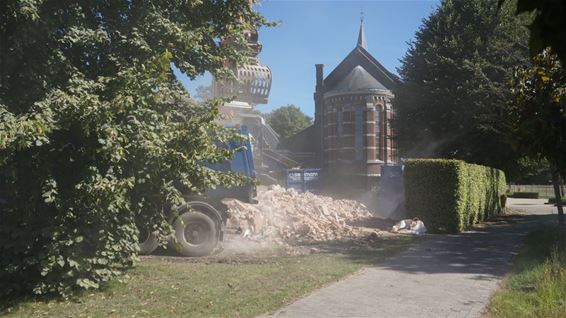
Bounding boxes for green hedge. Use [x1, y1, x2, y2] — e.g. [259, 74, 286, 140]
[508, 192, 540, 199]
[404, 159, 506, 233]
[548, 197, 566, 204]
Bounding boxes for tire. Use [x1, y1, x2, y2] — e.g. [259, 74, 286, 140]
[244, 187, 254, 203]
[138, 227, 159, 255]
[171, 211, 218, 257]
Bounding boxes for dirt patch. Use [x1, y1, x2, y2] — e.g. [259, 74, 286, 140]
[347, 217, 397, 231]
[143, 218, 411, 265]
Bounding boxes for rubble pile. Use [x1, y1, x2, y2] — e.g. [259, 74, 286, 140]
[223, 185, 374, 244]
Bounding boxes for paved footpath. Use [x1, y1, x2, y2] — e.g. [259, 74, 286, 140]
[262, 199, 557, 318]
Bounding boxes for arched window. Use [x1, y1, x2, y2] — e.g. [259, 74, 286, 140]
[376, 107, 381, 160]
[337, 110, 343, 137]
[355, 108, 363, 161]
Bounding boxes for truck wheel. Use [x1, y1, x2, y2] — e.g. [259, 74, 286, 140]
[138, 228, 159, 255]
[172, 211, 218, 257]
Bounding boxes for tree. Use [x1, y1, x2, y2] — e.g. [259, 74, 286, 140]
[247, 108, 270, 119]
[395, 0, 531, 174]
[194, 84, 214, 102]
[267, 105, 312, 139]
[505, 0, 566, 64]
[0, 0, 266, 297]
[506, 157, 551, 184]
[511, 49, 566, 227]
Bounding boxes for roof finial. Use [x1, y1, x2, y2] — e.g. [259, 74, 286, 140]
[357, 9, 367, 50]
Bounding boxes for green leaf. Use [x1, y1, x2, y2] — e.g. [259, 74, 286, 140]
[0, 0, 263, 298]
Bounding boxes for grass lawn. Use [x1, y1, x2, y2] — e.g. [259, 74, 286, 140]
[1, 237, 412, 318]
[487, 226, 566, 318]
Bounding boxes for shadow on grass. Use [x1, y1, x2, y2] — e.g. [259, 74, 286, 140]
[1, 296, 36, 314]
[0, 282, 118, 315]
[297, 235, 418, 266]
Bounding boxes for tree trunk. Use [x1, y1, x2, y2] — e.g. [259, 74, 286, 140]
[554, 172, 566, 251]
[561, 175, 564, 197]
[552, 170, 565, 228]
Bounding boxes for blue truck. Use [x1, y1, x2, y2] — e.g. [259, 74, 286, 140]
[138, 128, 257, 257]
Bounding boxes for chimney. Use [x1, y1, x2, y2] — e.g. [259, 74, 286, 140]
[314, 64, 325, 165]
[315, 64, 324, 91]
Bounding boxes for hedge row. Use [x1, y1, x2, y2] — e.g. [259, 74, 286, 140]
[548, 197, 566, 204]
[404, 159, 506, 233]
[508, 192, 539, 199]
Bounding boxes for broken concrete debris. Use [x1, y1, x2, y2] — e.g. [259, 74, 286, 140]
[223, 185, 374, 243]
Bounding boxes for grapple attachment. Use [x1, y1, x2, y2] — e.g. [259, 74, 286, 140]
[214, 62, 272, 105]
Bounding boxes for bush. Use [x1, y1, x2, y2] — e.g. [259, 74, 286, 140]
[508, 192, 540, 199]
[548, 197, 566, 204]
[404, 159, 506, 233]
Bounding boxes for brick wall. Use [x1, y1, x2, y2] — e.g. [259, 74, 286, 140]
[322, 92, 397, 177]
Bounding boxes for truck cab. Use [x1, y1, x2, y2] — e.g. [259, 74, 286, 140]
[138, 127, 257, 257]
[205, 126, 257, 204]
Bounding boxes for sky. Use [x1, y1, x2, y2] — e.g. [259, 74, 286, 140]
[176, 0, 440, 117]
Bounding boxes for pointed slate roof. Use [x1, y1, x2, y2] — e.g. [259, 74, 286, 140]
[326, 65, 387, 95]
[323, 21, 399, 94]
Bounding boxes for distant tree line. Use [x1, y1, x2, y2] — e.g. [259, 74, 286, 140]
[267, 104, 312, 140]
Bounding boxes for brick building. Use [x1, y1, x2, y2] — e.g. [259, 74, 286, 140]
[285, 20, 399, 184]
